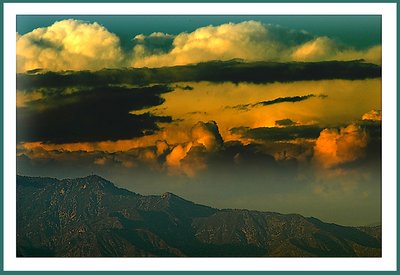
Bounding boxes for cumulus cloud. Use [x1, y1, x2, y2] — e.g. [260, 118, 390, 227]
[164, 121, 223, 177]
[16, 20, 381, 73]
[191, 121, 223, 152]
[292, 37, 381, 65]
[313, 124, 368, 169]
[362, 109, 382, 121]
[17, 19, 124, 72]
[133, 32, 174, 58]
[131, 21, 381, 67]
[131, 21, 289, 67]
[165, 143, 192, 169]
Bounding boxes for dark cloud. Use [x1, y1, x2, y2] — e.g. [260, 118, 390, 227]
[175, 85, 194, 91]
[275, 119, 297, 127]
[231, 125, 322, 142]
[17, 85, 173, 143]
[230, 94, 326, 111]
[187, 111, 208, 115]
[17, 60, 381, 91]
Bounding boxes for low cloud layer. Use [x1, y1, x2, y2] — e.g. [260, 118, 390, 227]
[17, 19, 382, 73]
[17, 60, 381, 92]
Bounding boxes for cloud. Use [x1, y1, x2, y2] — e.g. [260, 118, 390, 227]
[17, 85, 173, 143]
[16, 90, 43, 107]
[305, 110, 381, 195]
[17, 19, 124, 73]
[292, 37, 339, 62]
[94, 157, 108, 165]
[17, 60, 381, 92]
[164, 121, 223, 176]
[292, 37, 382, 65]
[191, 121, 223, 152]
[362, 109, 381, 121]
[275, 119, 297, 127]
[133, 32, 175, 58]
[175, 84, 194, 91]
[130, 21, 304, 67]
[230, 94, 326, 111]
[313, 124, 368, 169]
[231, 125, 322, 142]
[17, 20, 381, 73]
[131, 21, 381, 67]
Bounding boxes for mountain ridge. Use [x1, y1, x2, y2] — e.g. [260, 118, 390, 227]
[16, 174, 381, 257]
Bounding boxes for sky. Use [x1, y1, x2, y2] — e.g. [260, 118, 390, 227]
[16, 15, 382, 226]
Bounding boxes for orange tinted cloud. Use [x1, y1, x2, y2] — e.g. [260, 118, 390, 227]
[313, 124, 368, 169]
[133, 79, 381, 143]
[191, 121, 223, 152]
[16, 90, 43, 107]
[165, 143, 193, 169]
[164, 121, 224, 177]
[20, 79, 380, 158]
[362, 109, 382, 121]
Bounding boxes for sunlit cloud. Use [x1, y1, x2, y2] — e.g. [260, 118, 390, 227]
[313, 124, 368, 169]
[362, 109, 382, 121]
[17, 19, 381, 73]
[131, 21, 381, 68]
[17, 19, 124, 72]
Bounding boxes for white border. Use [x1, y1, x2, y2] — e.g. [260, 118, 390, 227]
[4, 3, 397, 271]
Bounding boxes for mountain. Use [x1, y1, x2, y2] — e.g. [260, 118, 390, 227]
[17, 175, 381, 257]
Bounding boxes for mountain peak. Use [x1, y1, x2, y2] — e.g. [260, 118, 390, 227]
[82, 174, 107, 181]
[17, 175, 381, 257]
[75, 175, 129, 193]
[161, 192, 178, 199]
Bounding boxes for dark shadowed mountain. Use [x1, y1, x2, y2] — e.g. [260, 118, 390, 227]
[17, 175, 381, 257]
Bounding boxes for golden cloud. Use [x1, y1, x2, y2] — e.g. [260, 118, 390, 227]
[165, 142, 193, 170]
[313, 124, 368, 169]
[17, 20, 381, 72]
[292, 37, 381, 64]
[17, 19, 124, 72]
[362, 109, 382, 121]
[131, 21, 381, 67]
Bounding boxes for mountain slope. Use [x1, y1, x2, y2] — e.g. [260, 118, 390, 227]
[16, 175, 381, 257]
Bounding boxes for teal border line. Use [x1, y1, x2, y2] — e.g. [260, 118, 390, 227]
[2, 1, 397, 274]
[397, 0, 399, 273]
[0, 0, 398, 3]
[1, 0, 3, 273]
